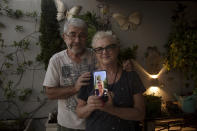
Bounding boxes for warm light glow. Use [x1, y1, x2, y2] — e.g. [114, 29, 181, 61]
[133, 59, 166, 79]
[145, 86, 161, 96]
[150, 74, 158, 79]
[131, 60, 166, 96]
[149, 86, 159, 92]
[148, 66, 167, 79]
[157, 67, 166, 77]
[131, 60, 151, 77]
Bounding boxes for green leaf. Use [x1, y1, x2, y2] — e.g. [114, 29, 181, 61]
[18, 88, 32, 101]
[6, 8, 14, 17]
[16, 65, 25, 74]
[118, 46, 138, 62]
[27, 60, 33, 66]
[5, 53, 14, 61]
[15, 25, 24, 32]
[4, 62, 13, 68]
[14, 9, 23, 18]
[25, 11, 38, 18]
[4, 81, 16, 99]
[0, 22, 6, 28]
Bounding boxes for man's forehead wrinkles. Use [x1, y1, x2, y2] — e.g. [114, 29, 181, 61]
[68, 31, 86, 35]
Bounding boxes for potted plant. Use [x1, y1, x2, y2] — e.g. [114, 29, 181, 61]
[45, 111, 58, 131]
[118, 45, 138, 71]
[144, 94, 162, 118]
[164, 3, 197, 112]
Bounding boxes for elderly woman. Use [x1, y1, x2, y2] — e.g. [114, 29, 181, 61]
[76, 31, 146, 131]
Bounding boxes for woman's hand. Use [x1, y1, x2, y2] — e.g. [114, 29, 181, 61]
[99, 92, 114, 112]
[87, 95, 103, 112]
[99, 92, 145, 121]
[77, 92, 114, 119]
[76, 95, 103, 118]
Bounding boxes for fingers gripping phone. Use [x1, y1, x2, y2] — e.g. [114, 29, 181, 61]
[93, 70, 108, 102]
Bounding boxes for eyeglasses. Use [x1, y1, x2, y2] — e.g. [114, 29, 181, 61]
[93, 44, 118, 54]
[65, 32, 87, 41]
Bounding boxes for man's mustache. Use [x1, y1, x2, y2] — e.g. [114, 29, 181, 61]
[68, 43, 80, 49]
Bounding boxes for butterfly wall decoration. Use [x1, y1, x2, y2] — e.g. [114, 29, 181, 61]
[112, 11, 142, 31]
[66, 6, 82, 21]
[55, 0, 66, 21]
[55, 0, 82, 21]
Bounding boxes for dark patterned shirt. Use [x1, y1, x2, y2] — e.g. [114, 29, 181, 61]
[78, 70, 146, 131]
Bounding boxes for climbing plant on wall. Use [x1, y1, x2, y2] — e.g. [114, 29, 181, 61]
[0, 0, 38, 103]
[0, 0, 47, 128]
[37, 0, 65, 69]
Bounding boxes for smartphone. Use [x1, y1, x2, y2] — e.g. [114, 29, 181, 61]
[93, 70, 108, 102]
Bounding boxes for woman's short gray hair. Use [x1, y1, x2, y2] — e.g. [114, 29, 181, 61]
[63, 18, 88, 33]
[91, 31, 120, 48]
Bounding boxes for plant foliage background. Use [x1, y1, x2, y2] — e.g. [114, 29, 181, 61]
[37, 0, 65, 69]
[164, 3, 197, 88]
[0, 0, 47, 128]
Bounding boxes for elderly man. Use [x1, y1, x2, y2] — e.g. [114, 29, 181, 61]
[43, 18, 96, 131]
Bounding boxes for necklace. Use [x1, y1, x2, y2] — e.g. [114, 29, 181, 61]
[108, 66, 119, 91]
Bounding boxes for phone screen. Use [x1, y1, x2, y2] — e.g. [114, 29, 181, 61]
[93, 70, 108, 96]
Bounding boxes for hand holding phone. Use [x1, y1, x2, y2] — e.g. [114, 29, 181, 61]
[93, 70, 108, 102]
[75, 72, 91, 91]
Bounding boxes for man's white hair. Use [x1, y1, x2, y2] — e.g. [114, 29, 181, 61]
[63, 18, 88, 33]
[91, 31, 120, 48]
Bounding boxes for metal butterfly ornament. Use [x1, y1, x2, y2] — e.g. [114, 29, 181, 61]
[112, 11, 142, 31]
[66, 6, 82, 21]
[55, 0, 66, 21]
[55, 0, 82, 21]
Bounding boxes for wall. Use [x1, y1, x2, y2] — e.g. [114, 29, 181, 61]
[0, 0, 56, 130]
[0, 0, 197, 130]
[62, 0, 197, 99]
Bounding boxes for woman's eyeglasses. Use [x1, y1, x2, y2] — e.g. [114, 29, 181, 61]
[93, 44, 118, 54]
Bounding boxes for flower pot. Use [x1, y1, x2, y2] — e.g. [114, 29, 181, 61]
[174, 94, 197, 113]
[45, 113, 58, 131]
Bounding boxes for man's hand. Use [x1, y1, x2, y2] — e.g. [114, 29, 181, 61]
[74, 72, 91, 92]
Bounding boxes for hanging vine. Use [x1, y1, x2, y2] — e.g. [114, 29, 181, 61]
[0, 0, 47, 127]
[164, 3, 197, 88]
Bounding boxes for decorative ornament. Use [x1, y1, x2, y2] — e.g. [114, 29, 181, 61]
[55, 0, 66, 21]
[112, 11, 142, 31]
[99, 4, 110, 15]
[145, 46, 163, 75]
[66, 6, 82, 21]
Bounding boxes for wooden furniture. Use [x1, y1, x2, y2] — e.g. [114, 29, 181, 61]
[143, 112, 197, 131]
